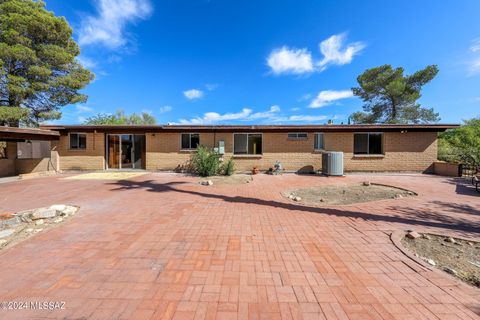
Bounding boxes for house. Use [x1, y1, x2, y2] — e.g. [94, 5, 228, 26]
[0, 123, 448, 175]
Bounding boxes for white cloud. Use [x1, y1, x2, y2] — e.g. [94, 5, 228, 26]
[287, 115, 328, 121]
[77, 56, 97, 69]
[290, 107, 300, 111]
[76, 105, 94, 113]
[309, 90, 353, 108]
[159, 105, 172, 113]
[79, 0, 153, 48]
[468, 39, 480, 75]
[267, 33, 365, 75]
[267, 47, 314, 75]
[77, 116, 87, 123]
[317, 33, 365, 71]
[183, 89, 204, 100]
[177, 105, 281, 124]
[470, 39, 480, 53]
[205, 83, 219, 91]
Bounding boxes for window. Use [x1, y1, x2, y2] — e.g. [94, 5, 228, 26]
[233, 133, 262, 155]
[0, 141, 7, 159]
[181, 133, 200, 150]
[69, 133, 87, 149]
[354, 133, 383, 155]
[314, 133, 324, 150]
[287, 132, 308, 140]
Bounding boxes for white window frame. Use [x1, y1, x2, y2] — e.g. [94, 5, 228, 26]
[180, 133, 200, 150]
[69, 132, 87, 150]
[314, 132, 325, 150]
[353, 132, 384, 155]
[233, 133, 263, 155]
[287, 132, 308, 140]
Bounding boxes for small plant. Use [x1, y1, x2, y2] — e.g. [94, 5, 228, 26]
[222, 158, 235, 176]
[190, 145, 221, 177]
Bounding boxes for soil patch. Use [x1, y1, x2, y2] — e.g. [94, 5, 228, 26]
[200, 174, 253, 186]
[284, 182, 416, 205]
[402, 233, 480, 288]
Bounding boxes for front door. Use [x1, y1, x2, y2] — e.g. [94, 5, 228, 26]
[107, 134, 145, 169]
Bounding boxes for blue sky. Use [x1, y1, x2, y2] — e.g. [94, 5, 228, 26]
[47, 0, 480, 125]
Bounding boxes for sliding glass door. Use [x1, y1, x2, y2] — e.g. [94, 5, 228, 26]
[107, 134, 145, 169]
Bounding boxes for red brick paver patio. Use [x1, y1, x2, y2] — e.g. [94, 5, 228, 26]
[0, 173, 479, 319]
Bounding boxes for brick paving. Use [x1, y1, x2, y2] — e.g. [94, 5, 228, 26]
[0, 172, 479, 320]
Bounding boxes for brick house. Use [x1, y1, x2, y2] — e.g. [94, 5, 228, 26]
[0, 123, 449, 174]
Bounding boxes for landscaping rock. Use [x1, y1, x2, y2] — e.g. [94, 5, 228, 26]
[61, 206, 78, 216]
[445, 237, 456, 244]
[49, 204, 67, 212]
[0, 229, 15, 239]
[406, 231, 421, 239]
[53, 218, 63, 223]
[0, 239, 7, 245]
[426, 259, 436, 266]
[363, 181, 371, 186]
[34, 228, 43, 233]
[35, 219, 45, 225]
[1, 216, 22, 228]
[31, 208, 58, 220]
[444, 267, 457, 275]
[293, 196, 302, 202]
[26, 228, 34, 233]
[422, 234, 431, 240]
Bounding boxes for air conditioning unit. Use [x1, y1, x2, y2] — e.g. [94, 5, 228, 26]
[322, 151, 344, 176]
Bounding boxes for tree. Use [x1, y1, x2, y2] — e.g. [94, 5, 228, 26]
[439, 117, 480, 167]
[0, 0, 94, 126]
[84, 109, 157, 125]
[350, 65, 440, 124]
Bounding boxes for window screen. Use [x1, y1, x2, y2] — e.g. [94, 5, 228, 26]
[234, 134, 262, 155]
[314, 133, 324, 150]
[287, 132, 308, 140]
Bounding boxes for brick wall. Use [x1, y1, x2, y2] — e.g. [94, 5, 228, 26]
[56, 132, 105, 170]
[144, 131, 437, 173]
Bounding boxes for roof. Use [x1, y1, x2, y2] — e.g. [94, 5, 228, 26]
[39, 123, 459, 133]
[0, 126, 60, 141]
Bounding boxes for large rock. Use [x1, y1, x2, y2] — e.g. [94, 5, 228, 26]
[31, 208, 59, 220]
[1, 216, 21, 228]
[0, 229, 15, 239]
[49, 204, 67, 212]
[61, 206, 78, 216]
[406, 231, 421, 239]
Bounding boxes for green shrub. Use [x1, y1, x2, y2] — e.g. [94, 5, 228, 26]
[191, 145, 221, 177]
[222, 158, 235, 176]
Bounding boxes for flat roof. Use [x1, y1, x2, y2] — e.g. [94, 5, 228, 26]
[40, 123, 459, 133]
[0, 126, 60, 141]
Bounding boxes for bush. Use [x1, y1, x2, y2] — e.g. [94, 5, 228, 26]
[222, 158, 235, 176]
[190, 145, 221, 177]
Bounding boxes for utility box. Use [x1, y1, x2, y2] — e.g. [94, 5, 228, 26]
[322, 151, 344, 176]
[214, 140, 225, 155]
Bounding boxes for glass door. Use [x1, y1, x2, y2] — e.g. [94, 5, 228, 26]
[107, 135, 120, 169]
[107, 134, 145, 169]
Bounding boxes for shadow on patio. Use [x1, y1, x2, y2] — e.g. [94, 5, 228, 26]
[108, 179, 480, 236]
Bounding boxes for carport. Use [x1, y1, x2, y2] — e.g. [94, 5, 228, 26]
[0, 127, 60, 177]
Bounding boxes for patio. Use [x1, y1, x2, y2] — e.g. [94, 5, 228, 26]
[0, 172, 479, 319]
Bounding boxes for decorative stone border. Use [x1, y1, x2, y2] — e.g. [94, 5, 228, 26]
[390, 230, 480, 290]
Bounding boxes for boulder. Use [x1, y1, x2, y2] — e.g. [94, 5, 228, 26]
[444, 267, 457, 275]
[426, 259, 436, 266]
[35, 219, 45, 225]
[49, 204, 67, 212]
[0, 239, 7, 245]
[31, 208, 58, 220]
[0, 229, 15, 239]
[445, 237, 456, 244]
[53, 218, 63, 223]
[363, 181, 371, 186]
[293, 196, 302, 202]
[61, 206, 78, 216]
[406, 231, 421, 239]
[1, 216, 21, 228]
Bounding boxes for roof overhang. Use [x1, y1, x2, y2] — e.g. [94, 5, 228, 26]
[39, 124, 460, 133]
[0, 127, 60, 142]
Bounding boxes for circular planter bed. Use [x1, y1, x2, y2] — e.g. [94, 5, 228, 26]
[283, 182, 416, 206]
[393, 230, 480, 289]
